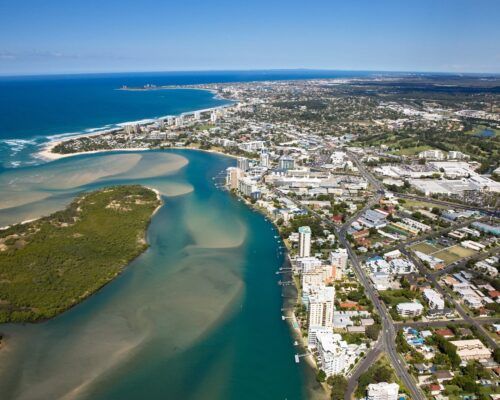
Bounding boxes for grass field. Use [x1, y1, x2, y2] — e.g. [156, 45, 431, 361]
[401, 199, 448, 210]
[411, 241, 442, 255]
[432, 249, 462, 265]
[390, 145, 433, 156]
[433, 245, 476, 265]
[416, 243, 477, 266]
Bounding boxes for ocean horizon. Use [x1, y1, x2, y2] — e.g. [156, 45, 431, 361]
[0, 70, 388, 169]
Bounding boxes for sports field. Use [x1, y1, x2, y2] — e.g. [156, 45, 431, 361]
[411, 241, 476, 266]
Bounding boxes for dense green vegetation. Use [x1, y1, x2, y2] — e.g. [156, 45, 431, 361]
[328, 375, 348, 400]
[379, 288, 420, 306]
[354, 124, 499, 173]
[429, 334, 461, 369]
[355, 356, 397, 397]
[0, 185, 161, 323]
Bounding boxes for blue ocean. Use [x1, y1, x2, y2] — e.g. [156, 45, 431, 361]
[0, 70, 374, 168]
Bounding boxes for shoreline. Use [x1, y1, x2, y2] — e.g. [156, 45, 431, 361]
[29, 85, 234, 163]
[34, 99, 236, 163]
[36, 142, 241, 162]
[232, 192, 328, 399]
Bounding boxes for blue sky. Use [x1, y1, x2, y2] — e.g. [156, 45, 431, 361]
[0, 0, 499, 75]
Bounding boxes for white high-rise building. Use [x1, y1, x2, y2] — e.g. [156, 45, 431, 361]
[210, 110, 218, 123]
[260, 151, 270, 168]
[367, 382, 399, 400]
[237, 157, 250, 172]
[124, 124, 140, 134]
[330, 248, 348, 280]
[295, 257, 322, 273]
[315, 331, 363, 376]
[226, 167, 243, 190]
[278, 155, 295, 171]
[308, 286, 335, 328]
[298, 226, 311, 258]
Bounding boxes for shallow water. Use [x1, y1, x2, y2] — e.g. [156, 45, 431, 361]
[0, 150, 311, 400]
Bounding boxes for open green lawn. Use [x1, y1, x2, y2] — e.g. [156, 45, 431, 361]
[0, 185, 161, 323]
[390, 145, 434, 156]
[379, 289, 421, 306]
[432, 245, 476, 265]
[401, 199, 448, 210]
[411, 241, 442, 255]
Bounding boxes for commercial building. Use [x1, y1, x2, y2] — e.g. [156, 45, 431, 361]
[358, 209, 388, 229]
[471, 222, 500, 237]
[418, 149, 445, 160]
[401, 218, 431, 233]
[298, 226, 312, 258]
[367, 382, 400, 400]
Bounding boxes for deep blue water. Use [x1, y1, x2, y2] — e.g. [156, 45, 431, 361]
[0, 70, 376, 168]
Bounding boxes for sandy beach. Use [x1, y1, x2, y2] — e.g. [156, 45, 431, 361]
[35, 96, 237, 163]
[37, 138, 241, 162]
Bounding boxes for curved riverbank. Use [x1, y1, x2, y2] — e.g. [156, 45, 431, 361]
[0, 150, 308, 400]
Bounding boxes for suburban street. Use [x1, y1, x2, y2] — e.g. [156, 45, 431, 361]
[402, 248, 499, 350]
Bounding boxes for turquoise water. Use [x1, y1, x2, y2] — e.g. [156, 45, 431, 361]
[0, 150, 318, 400]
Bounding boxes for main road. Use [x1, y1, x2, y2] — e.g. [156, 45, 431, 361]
[341, 152, 426, 400]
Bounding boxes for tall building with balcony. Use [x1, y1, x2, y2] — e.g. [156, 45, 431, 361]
[298, 226, 311, 258]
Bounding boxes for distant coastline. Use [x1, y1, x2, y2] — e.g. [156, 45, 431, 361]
[35, 88, 235, 162]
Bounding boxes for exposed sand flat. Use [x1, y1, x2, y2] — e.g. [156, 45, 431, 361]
[36, 153, 143, 189]
[149, 181, 194, 197]
[0, 153, 142, 192]
[111, 152, 188, 180]
[0, 190, 52, 211]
